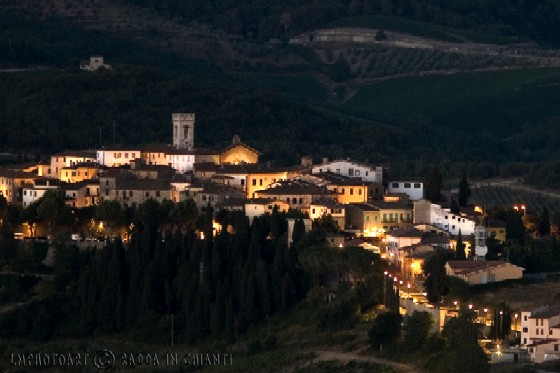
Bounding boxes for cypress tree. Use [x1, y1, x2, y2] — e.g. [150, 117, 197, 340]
[224, 295, 234, 342]
[425, 166, 442, 203]
[458, 172, 471, 207]
[540, 206, 551, 236]
[455, 230, 466, 260]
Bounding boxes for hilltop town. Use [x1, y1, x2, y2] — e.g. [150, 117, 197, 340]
[2, 113, 560, 370]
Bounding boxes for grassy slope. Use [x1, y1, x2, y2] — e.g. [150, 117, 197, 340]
[343, 68, 560, 137]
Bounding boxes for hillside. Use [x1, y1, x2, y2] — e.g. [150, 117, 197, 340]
[1, 1, 560, 182]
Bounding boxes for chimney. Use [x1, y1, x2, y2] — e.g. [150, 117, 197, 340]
[322, 157, 329, 165]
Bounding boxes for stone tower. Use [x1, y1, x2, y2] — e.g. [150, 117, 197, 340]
[172, 113, 195, 150]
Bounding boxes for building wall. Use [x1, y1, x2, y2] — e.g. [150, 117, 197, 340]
[379, 208, 413, 230]
[327, 185, 367, 204]
[196, 153, 220, 165]
[253, 192, 316, 211]
[50, 155, 96, 179]
[311, 160, 382, 183]
[457, 264, 524, 285]
[521, 312, 560, 347]
[97, 150, 140, 167]
[65, 187, 89, 208]
[221, 146, 259, 164]
[60, 166, 99, 183]
[110, 189, 171, 205]
[22, 186, 59, 208]
[488, 226, 507, 242]
[143, 151, 170, 166]
[386, 181, 424, 200]
[309, 204, 345, 228]
[167, 154, 195, 173]
[246, 172, 288, 198]
[414, 200, 475, 236]
[245, 201, 290, 222]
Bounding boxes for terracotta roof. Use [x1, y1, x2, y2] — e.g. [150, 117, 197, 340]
[62, 162, 99, 169]
[311, 198, 345, 209]
[52, 150, 96, 158]
[319, 159, 381, 171]
[217, 198, 247, 206]
[246, 198, 280, 205]
[527, 339, 559, 347]
[221, 141, 261, 156]
[255, 182, 334, 196]
[529, 306, 560, 319]
[313, 172, 367, 186]
[140, 143, 174, 153]
[0, 169, 40, 179]
[97, 146, 141, 151]
[348, 203, 379, 211]
[201, 183, 244, 195]
[421, 235, 451, 245]
[387, 227, 422, 238]
[369, 201, 411, 210]
[116, 179, 170, 191]
[447, 260, 524, 275]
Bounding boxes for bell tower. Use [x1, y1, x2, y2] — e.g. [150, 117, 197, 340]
[172, 113, 195, 150]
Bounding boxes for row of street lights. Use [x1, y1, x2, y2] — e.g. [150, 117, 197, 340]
[452, 300, 520, 331]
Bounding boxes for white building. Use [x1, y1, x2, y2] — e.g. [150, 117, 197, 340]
[245, 198, 290, 222]
[311, 160, 383, 183]
[413, 199, 475, 236]
[22, 180, 60, 208]
[80, 55, 111, 71]
[521, 306, 560, 363]
[167, 150, 196, 173]
[386, 179, 424, 200]
[97, 149, 140, 167]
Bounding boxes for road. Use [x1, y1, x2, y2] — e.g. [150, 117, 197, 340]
[308, 349, 419, 373]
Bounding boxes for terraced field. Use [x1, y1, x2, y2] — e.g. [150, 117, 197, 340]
[470, 184, 560, 215]
[343, 68, 560, 136]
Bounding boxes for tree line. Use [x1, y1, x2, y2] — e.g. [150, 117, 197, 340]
[0, 203, 310, 342]
[117, 0, 560, 46]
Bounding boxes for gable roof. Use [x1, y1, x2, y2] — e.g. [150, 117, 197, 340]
[221, 141, 261, 156]
[447, 260, 524, 276]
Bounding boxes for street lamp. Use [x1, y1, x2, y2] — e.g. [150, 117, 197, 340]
[469, 304, 473, 310]
[453, 300, 458, 308]
[407, 283, 411, 299]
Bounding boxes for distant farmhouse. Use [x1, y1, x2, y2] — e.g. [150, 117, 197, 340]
[80, 55, 112, 71]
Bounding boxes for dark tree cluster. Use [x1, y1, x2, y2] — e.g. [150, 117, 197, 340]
[116, 0, 560, 46]
[0, 205, 307, 343]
